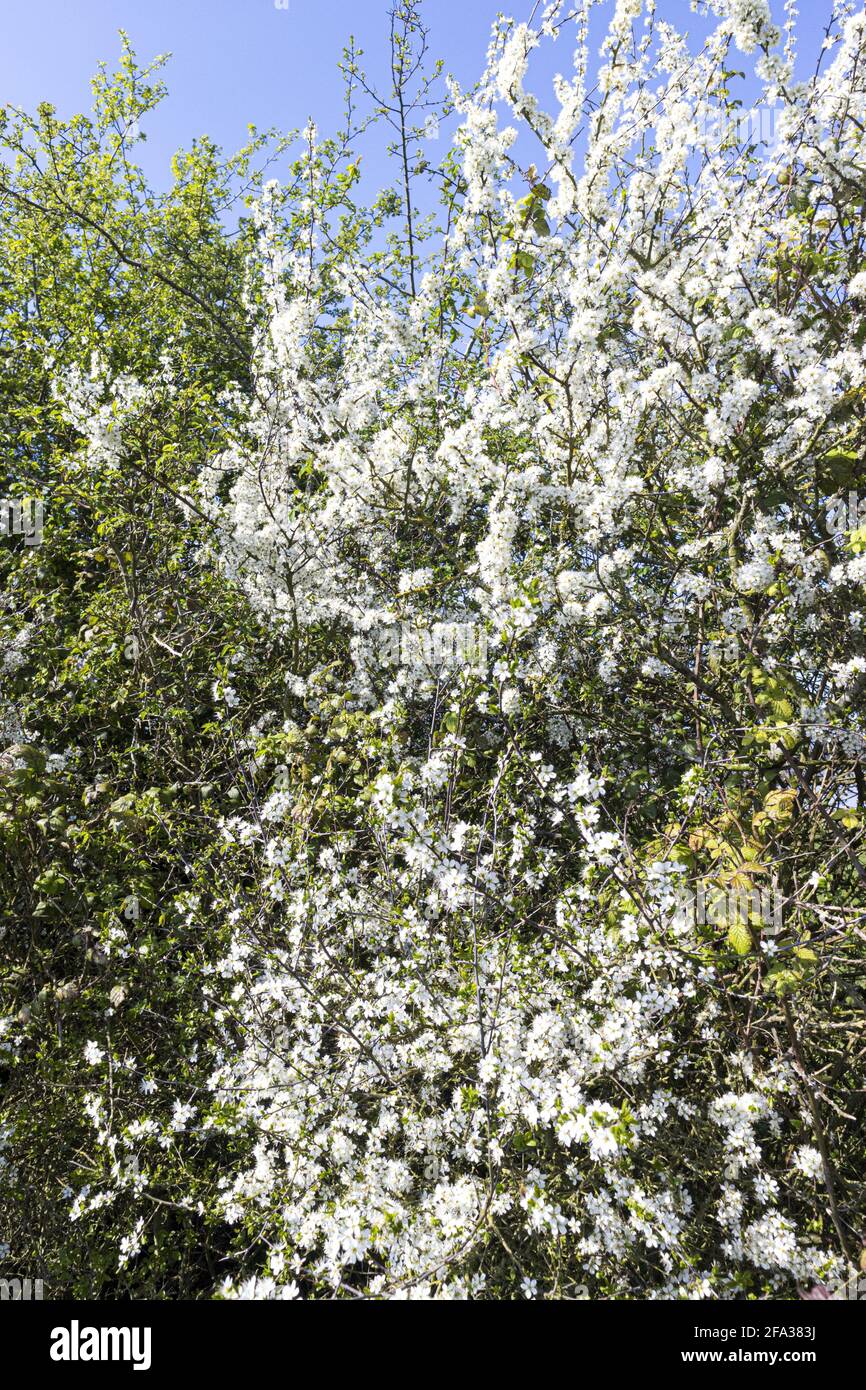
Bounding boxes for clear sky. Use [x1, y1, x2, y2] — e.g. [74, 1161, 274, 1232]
[0, 0, 835, 197]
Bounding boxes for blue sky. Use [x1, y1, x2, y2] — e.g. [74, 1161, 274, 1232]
[0, 0, 835, 198]
[1, 0, 496, 188]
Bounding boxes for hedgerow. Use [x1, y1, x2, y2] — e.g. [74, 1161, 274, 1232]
[1, 0, 865, 1300]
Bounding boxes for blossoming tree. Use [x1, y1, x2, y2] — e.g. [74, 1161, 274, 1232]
[1, 0, 865, 1299]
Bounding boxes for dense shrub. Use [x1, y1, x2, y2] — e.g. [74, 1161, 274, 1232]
[1, 1, 865, 1299]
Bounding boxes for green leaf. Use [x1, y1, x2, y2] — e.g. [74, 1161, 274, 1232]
[727, 919, 753, 955]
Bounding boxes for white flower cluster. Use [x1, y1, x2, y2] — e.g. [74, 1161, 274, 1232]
[60, 0, 866, 1300]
